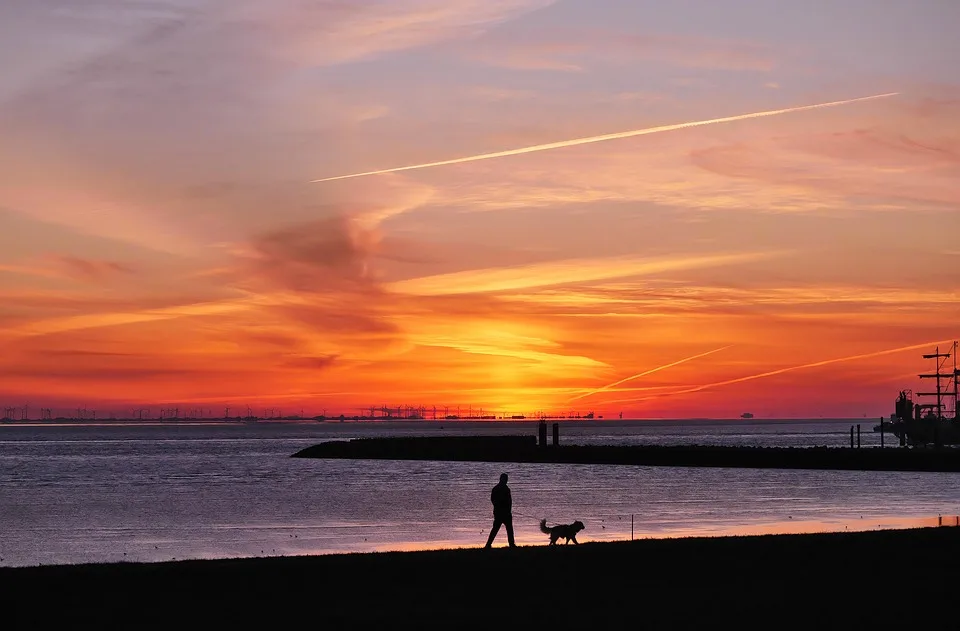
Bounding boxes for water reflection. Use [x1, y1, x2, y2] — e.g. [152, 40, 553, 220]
[350, 515, 960, 555]
[2, 422, 959, 566]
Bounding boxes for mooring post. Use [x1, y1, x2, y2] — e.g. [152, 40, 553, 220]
[880, 417, 884, 448]
[857, 424, 861, 449]
[552, 422, 559, 447]
[850, 425, 854, 449]
[538, 420, 547, 448]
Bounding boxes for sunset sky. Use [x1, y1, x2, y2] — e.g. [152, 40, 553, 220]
[1, 0, 958, 419]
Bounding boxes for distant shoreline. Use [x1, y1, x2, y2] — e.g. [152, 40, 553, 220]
[3, 527, 957, 627]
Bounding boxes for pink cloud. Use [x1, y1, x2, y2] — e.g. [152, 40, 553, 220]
[54, 256, 135, 280]
[690, 124, 960, 208]
[465, 28, 777, 72]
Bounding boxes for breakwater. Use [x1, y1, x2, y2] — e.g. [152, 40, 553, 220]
[292, 435, 960, 472]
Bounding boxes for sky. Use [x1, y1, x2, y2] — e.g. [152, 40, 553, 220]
[1, 0, 958, 420]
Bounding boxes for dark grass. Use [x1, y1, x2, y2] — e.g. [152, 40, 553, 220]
[3, 527, 958, 628]
[293, 436, 960, 471]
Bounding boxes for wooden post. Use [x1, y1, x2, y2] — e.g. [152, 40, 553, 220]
[552, 422, 559, 446]
[880, 417, 884, 448]
[850, 426, 854, 448]
[538, 420, 547, 448]
[857, 424, 861, 449]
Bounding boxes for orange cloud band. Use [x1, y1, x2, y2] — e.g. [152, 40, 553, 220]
[568, 345, 733, 403]
[601, 339, 955, 405]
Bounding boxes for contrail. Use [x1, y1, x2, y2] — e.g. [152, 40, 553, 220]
[567, 345, 732, 403]
[312, 92, 898, 182]
[599, 339, 953, 405]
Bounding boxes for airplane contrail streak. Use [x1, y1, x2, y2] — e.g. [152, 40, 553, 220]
[598, 339, 953, 406]
[567, 346, 732, 403]
[312, 92, 899, 182]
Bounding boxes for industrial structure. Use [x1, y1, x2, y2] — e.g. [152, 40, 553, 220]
[889, 341, 960, 446]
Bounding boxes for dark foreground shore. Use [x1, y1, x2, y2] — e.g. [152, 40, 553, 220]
[3, 527, 958, 628]
[293, 435, 960, 471]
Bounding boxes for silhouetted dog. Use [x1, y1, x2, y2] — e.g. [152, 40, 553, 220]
[539, 519, 585, 545]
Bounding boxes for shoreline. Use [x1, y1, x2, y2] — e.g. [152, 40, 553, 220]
[3, 527, 958, 626]
[293, 435, 960, 472]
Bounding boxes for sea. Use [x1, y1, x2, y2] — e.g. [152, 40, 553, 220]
[1, 418, 958, 567]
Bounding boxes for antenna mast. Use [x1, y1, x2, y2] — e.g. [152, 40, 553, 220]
[954, 340, 959, 420]
[917, 344, 957, 420]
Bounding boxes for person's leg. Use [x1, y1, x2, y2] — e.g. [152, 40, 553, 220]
[505, 515, 516, 547]
[485, 518, 503, 548]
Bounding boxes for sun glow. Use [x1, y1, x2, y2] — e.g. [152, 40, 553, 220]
[1, 0, 954, 418]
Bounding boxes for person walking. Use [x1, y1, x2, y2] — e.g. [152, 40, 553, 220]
[484, 473, 517, 548]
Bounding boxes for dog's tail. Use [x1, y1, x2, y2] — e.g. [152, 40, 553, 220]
[539, 519, 550, 534]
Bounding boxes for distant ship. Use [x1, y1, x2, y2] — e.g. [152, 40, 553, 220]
[886, 342, 959, 446]
[740, 412, 754, 419]
[873, 419, 896, 433]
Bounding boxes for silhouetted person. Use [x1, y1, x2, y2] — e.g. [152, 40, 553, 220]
[484, 473, 516, 548]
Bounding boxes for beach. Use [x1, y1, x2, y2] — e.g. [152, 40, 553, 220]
[3, 526, 958, 628]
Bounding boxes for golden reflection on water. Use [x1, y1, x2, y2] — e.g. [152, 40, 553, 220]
[357, 515, 959, 554]
[634, 514, 957, 540]
[370, 540, 480, 554]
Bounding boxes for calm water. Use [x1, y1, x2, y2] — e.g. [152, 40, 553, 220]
[1, 419, 957, 567]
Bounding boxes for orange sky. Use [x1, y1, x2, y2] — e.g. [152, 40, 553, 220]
[1, 1, 958, 419]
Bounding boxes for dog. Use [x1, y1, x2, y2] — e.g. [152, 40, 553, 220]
[540, 518, 585, 545]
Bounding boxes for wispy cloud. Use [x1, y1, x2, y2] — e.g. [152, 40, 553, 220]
[601, 340, 957, 405]
[7, 298, 257, 339]
[690, 126, 960, 208]
[466, 29, 778, 72]
[568, 346, 732, 402]
[1, 1, 956, 416]
[388, 251, 782, 295]
[0, 1, 547, 249]
[55, 256, 135, 281]
[506, 284, 960, 314]
[420, 91, 957, 217]
[312, 93, 897, 181]
[0, 255, 135, 283]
